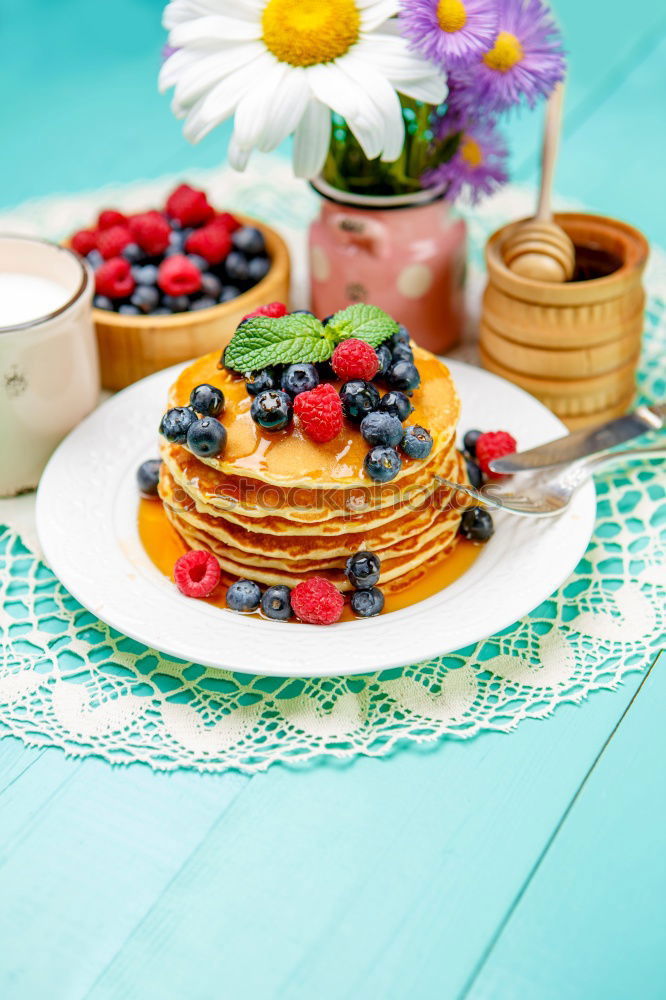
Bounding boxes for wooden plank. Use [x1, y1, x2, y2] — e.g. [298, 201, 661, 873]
[0, 738, 44, 796]
[0, 753, 247, 1000]
[81, 676, 649, 1000]
[463, 651, 666, 1000]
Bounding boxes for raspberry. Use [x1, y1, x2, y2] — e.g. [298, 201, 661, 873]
[96, 225, 133, 260]
[291, 577, 344, 625]
[129, 211, 171, 256]
[214, 211, 241, 233]
[158, 254, 202, 296]
[185, 223, 231, 265]
[174, 549, 221, 598]
[95, 257, 135, 299]
[166, 183, 214, 227]
[293, 383, 343, 444]
[97, 209, 128, 230]
[71, 229, 97, 256]
[332, 339, 380, 381]
[241, 301, 288, 322]
[475, 430, 518, 476]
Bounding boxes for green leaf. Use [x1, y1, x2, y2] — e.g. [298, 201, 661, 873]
[224, 314, 333, 372]
[326, 304, 398, 348]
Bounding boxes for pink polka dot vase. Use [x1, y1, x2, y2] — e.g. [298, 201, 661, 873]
[309, 179, 467, 354]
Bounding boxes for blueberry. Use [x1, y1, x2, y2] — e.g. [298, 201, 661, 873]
[86, 249, 103, 269]
[250, 389, 293, 431]
[459, 507, 494, 542]
[232, 226, 265, 256]
[378, 391, 414, 422]
[364, 446, 402, 483]
[401, 425, 433, 460]
[151, 307, 171, 315]
[168, 229, 187, 250]
[281, 363, 319, 397]
[118, 304, 140, 315]
[220, 285, 241, 302]
[245, 368, 278, 396]
[345, 551, 381, 589]
[292, 309, 315, 316]
[190, 296, 218, 311]
[159, 406, 197, 443]
[360, 411, 403, 447]
[136, 459, 161, 497]
[339, 380, 380, 423]
[132, 264, 159, 286]
[261, 584, 292, 621]
[186, 416, 227, 458]
[169, 219, 183, 231]
[392, 343, 414, 363]
[161, 294, 190, 313]
[93, 295, 113, 311]
[375, 344, 392, 377]
[351, 587, 384, 618]
[224, 251, 250, 283]
[201, 272, 222, 298]
[387, 359, 420, 393]
[121, 243, 145, 264]
[465, 456, 483, 489]
[390, 324, 410, 348]
[226, 579, 262, 613]
[130, 286, 160, 314]
[187, 253, 208, 272]
[321, 314, 334, 326]
[248, 256, 270, 283]
[463, 429, 482, 457]
[190, 383, 225, 417]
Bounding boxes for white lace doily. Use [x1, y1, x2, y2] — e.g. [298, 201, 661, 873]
[0, 166, 664, 772]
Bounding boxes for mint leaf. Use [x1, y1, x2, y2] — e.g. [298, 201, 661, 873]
[224, 314, 333, 372]
[326, 304, 398, 348]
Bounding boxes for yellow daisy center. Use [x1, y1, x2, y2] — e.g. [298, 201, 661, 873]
[262, 0, 360, 67]
[460, 136, 483, 168]
[437, 0, 467, 33]
[483, 31, 524, 72]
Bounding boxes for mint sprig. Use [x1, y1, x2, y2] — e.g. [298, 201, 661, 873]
[224, 305, 398, 372]
[326, 304, 398, 347]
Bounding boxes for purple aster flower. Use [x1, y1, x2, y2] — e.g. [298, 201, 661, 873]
[161, 44, 179, 63]
[424, 119, 509, 203]
[452, 0, 565, 112]
[399, 0, 499, 68]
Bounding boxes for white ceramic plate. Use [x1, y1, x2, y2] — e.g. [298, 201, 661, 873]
[36, 361, 596, 677]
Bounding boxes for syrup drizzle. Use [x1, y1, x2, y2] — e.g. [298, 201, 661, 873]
[138, 498, 481, 623]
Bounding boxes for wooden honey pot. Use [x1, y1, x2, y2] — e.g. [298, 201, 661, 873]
[480, 213, 649, 428]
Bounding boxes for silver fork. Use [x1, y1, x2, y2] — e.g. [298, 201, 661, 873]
[438, 445, 666, 518]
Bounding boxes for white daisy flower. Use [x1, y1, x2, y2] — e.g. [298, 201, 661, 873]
[159, 0, 447, 178]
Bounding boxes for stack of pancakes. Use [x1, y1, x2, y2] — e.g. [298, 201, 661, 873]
[158, 345, 468, 593]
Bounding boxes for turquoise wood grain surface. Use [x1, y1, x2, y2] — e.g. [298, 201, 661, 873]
[465, 657, 666, 1000]
[0, 1, 664, 997]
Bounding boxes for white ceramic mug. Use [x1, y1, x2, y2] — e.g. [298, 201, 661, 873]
[0, 235, 100, 497]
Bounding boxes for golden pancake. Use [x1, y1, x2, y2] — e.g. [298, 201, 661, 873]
[166, 345, 460, 489]
[159, 456, 466, 561]
[156, 340, 470, 597]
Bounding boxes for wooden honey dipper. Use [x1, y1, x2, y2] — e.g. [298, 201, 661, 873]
[503, 83, 576, 282]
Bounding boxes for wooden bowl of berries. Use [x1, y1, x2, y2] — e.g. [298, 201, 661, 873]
[69, 183, 290, 391]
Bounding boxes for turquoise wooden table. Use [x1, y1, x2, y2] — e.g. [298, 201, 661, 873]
[1, 2, 665, 997]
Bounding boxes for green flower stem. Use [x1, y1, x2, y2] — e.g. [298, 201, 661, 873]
[321, 97, 458, 198]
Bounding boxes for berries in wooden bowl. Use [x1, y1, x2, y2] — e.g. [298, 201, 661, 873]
[69, 183, 290, 390]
